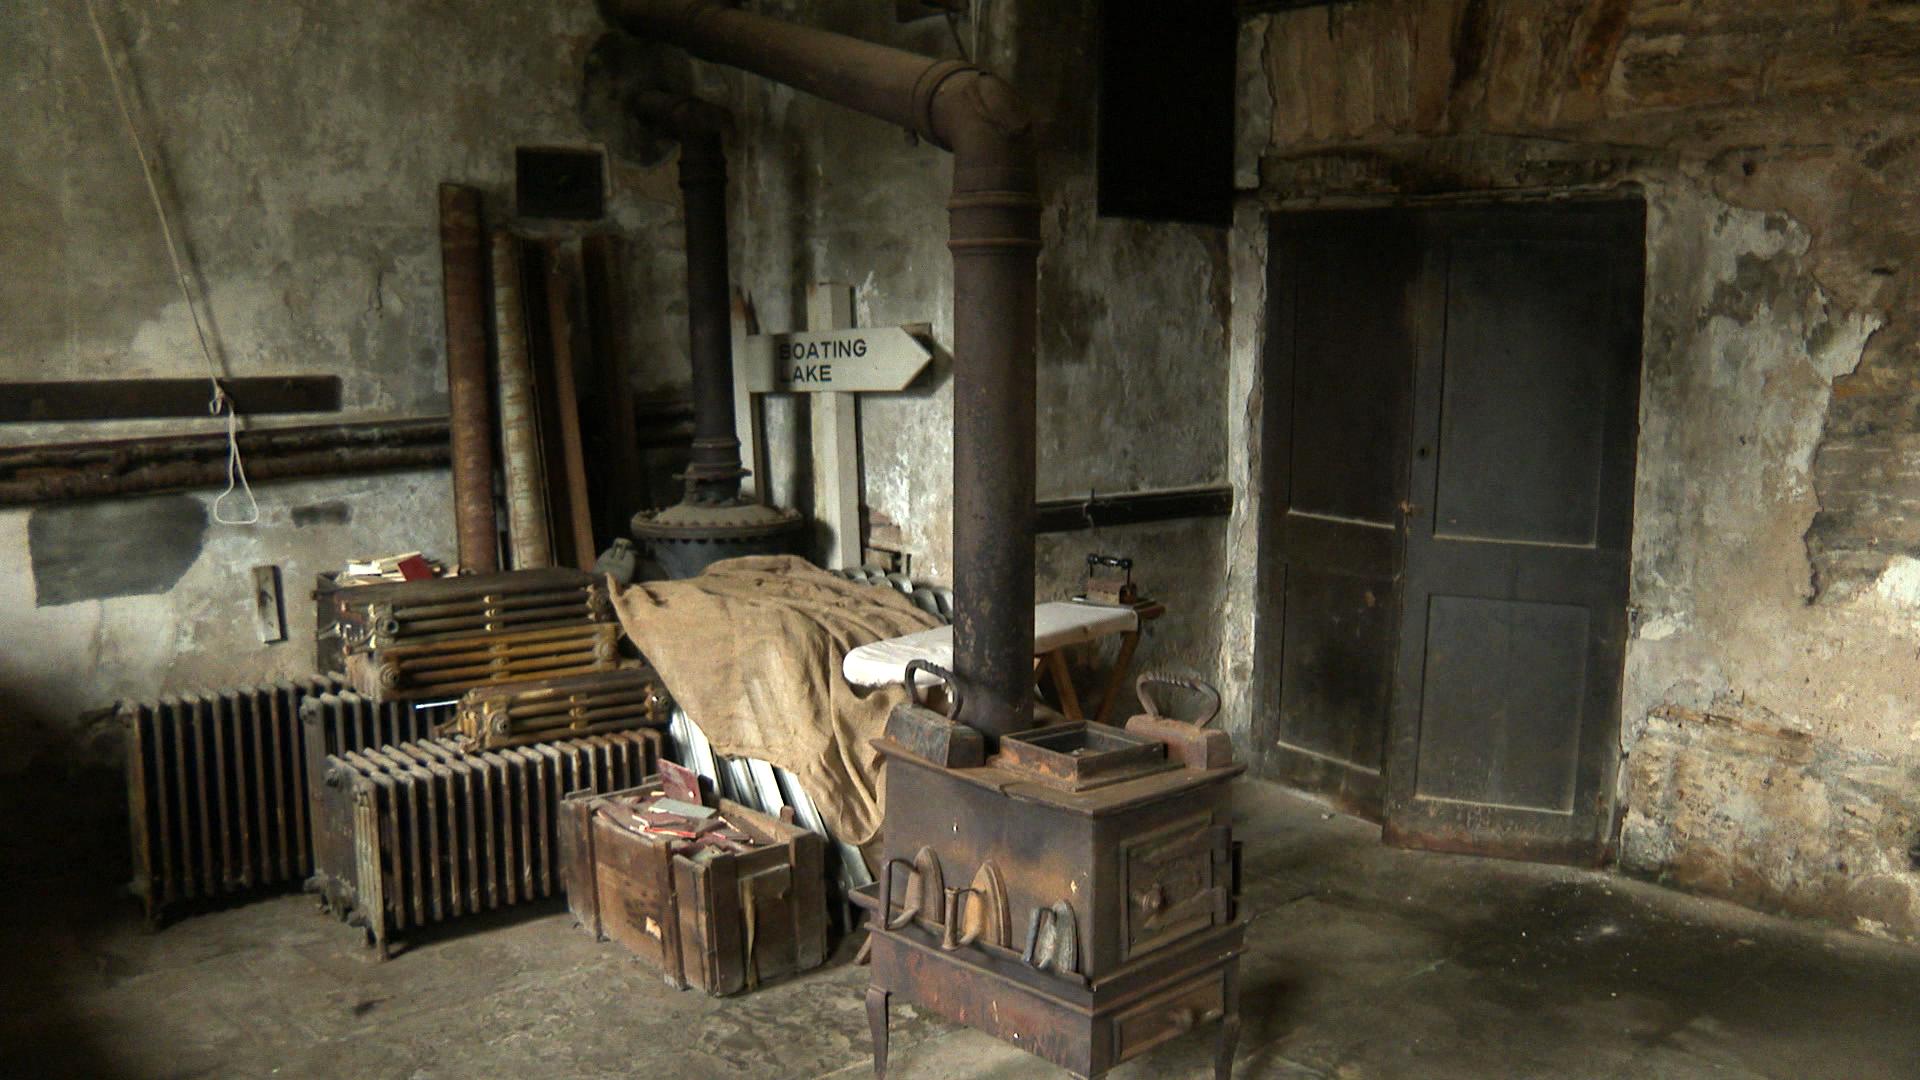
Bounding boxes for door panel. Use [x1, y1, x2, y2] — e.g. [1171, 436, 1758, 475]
[1383, 201, 1644, 865]
[1254, 211, 1418, 816]
[1277, 567, 1397, 771]
[1433, 242, 1616, 547]
[1411, 595, 1589, 812]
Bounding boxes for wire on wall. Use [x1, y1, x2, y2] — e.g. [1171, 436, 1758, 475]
[82, 0, 259, 525]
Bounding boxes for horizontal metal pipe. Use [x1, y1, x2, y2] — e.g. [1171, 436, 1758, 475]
[1033, 485, 1236, 533]
[604, 0, 1041, 737]
[0, 418, 451, 507]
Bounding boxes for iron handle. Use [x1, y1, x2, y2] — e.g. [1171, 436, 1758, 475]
[1135, 673, 1221, 728]
[904, 659, 963, 718]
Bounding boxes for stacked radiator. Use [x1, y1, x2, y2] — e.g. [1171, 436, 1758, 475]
[327, 568, 621, 701]
[121, 676, 450, 923]
[451, 667, 671, 751]
[310, 728, 660, 957]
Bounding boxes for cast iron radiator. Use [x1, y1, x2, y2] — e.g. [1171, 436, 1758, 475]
[451, 667, 672, 751]
[121, 676, 450, 923]
[310, 728, 660, 957]
[326, 569, 621, 702]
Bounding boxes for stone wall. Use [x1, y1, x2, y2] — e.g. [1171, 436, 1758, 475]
[1227, 0, 1920, 939]
[2, 0, 1234, 870]
[0, 0, 689, 861]
[662, 0, 1232, 690]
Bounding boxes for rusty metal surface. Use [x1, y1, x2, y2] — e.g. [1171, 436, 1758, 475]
[314, 729, 660, 958]
[993, 721, 1173, 792]
[491, 229, 553, 569]
[121, 677, 449, 925]
[0, 418, 449, 507]
[862, 716, 1246, 1076]
[326, 568, 611, 654]
[453, 667, 671, 751]
[439, 184, 500, 573]
[625, 91, 747, 502]
[298, 690, 452, 910]
[345, 622, 622, 703]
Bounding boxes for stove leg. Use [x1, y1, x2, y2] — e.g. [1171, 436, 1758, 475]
[1214, 963, 1242, 1080]
[867, 985, 891, 1079]
[1213, 1013, 1241, 1080]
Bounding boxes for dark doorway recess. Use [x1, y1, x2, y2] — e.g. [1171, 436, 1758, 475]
[1255, 199, 1645, 866]
[1097, 0, 1236, 227]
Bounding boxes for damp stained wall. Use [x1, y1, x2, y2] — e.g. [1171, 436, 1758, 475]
[0, 0, 691, 812]
[1225, 0, 1920, 940]
[658, 0, 1233, 688]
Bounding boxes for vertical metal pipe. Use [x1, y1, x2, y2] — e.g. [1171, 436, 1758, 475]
[491, 231, 554, 569]
[676, 127, 746, 502]
[438, 184, 499, 572]
[948, 185, 1040, 737]
[605, 0, 1040, 735]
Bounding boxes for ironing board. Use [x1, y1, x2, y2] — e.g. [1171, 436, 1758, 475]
[842, 600, 1154, 723]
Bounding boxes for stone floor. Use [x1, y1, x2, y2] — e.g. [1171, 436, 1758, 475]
[6, 779, 1919, 1079]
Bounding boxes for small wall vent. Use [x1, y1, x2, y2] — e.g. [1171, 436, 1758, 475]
[515, 146, 608, 221]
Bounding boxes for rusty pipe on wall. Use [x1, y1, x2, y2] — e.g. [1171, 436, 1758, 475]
[439, 184, 501, 573]
[630, 91, 744, 503]
[603, 0, 1041, 738]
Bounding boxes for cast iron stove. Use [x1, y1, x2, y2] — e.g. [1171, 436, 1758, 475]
[856, 675, 1245, 1079]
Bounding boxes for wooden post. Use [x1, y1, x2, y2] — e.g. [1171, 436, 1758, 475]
[731, 287, 769, 503]
[806, 283, 862, 570]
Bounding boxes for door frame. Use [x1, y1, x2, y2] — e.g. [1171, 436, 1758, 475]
[1242, 192, 1648, 864]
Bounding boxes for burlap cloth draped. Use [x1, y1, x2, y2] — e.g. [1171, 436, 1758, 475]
[608, 555, 940, 849]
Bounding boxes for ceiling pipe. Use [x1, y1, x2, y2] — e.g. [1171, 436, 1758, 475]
[602, 0, 1041, 738]
[627, 87, 806, 578]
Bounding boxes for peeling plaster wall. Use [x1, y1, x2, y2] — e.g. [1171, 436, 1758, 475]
[1230, 0, 1920, 940]
[0, 0, 690, 852]
[672, 0, 1231, 688]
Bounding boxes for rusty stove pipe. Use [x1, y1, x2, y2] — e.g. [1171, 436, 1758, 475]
[603, 0, 1041, 738]
[631, 92, 745, 503]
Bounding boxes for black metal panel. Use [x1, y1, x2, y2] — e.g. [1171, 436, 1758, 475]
[1032, 486, 1234, 533]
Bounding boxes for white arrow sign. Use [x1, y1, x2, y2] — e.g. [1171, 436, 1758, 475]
[740, 324, 932, 394]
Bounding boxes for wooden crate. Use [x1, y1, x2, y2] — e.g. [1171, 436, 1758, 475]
[559, 782, 828, 995]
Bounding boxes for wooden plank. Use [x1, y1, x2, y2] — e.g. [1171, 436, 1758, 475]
[538, 242, 598, 570]
[731, 288, 769, 503]
[0, 377, 342, 422]
[806, 283, 862, 570]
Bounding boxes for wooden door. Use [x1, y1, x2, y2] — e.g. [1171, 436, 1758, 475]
[1254, 210, 1419, 817]
[1382, 201, 1644, 864]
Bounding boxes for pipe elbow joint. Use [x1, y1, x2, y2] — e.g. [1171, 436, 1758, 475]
[927, 69, 1037, 197]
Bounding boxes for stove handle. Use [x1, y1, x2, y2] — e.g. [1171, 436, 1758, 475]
[1135, 673, 1221, 728]
[904, 659, 963, 718]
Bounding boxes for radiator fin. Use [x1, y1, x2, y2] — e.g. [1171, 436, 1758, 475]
[121, 677, 449, 923]
[315, 729, 659, 957]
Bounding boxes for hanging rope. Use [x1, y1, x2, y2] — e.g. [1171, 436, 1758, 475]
[83, 0, 259, 524]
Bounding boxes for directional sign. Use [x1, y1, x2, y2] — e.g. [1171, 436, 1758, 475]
[740, 324, 932, 394]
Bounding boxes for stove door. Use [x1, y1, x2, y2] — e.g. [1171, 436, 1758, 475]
[1120, 816, 1231, 961]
